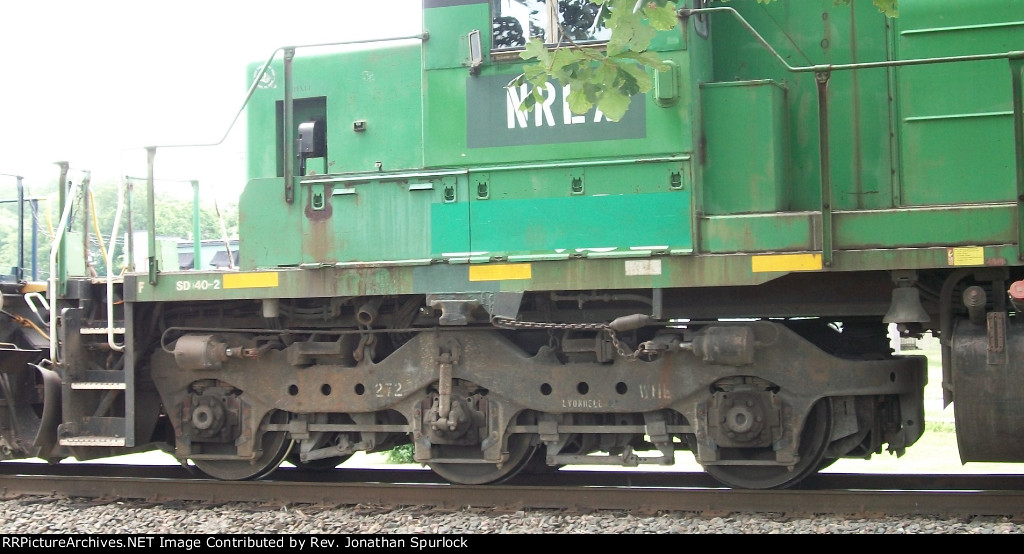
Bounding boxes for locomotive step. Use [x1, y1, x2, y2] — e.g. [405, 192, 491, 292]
[69, 370, 125, 388]
[58, 436, 126, 447]
[70, 382, 127, 390]
[79, 327, 125, 335]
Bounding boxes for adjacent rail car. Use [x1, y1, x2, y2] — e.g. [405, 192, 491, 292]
[2, 0, 1024, 489]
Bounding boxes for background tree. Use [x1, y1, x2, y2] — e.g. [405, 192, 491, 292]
[0, 177, 237, 280]
[559, 0, 608, 40]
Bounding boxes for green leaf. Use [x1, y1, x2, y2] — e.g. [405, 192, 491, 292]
[567, 86, 594, 115]
[873, 0, 899, 18]
[643, 1, 678, 31]
[507, 73, 527, 89]
[597, 88, 631, 122]
[523, 63, 551, 83]
[618, 61, 653, 93]
[624, 19, 657, 53]
[549, 49, 588, 80]
[615, 50, 669, 72]
[594, 61, 622, 86]
[520, 93, 537, 112]
[520, 38, 551, 65]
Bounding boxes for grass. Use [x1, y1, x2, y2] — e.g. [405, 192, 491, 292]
[386, 443, 415, 464]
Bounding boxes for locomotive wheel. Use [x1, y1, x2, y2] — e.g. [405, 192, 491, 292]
[287, 452, 352, 471]
[703, 398, 833, 490]
[518, 447, 562, 475]
[428, 433, 536, 485]
[816, 457, 838, 471]
[192, 410, 293, 481]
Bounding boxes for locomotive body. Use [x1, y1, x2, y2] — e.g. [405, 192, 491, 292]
[2, 0, 1024, 489]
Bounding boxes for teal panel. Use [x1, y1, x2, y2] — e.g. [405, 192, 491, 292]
[470, 192, 692, 256]
[309, 175, 470, 263]
[430, 201, 471, 255]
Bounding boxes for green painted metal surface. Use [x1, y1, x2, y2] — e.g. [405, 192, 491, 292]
[136, 0, 1024, 304]
[422, 2, 491, 71]
[893, 0, 1023, 207]
[238, 178, 303, 269]
[245, 44, 425, 181]
[700, 213, 817, 254]
[709, 1, 896, 214]
[307, 173, 470, 263]
[835, 205, 1017, 250]
[701, 80, 787, 214]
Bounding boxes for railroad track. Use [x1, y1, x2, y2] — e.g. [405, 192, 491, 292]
[1, 463, 1022, 519]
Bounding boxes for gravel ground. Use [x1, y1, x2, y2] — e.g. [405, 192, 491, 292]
[0, 496, 1020, 534]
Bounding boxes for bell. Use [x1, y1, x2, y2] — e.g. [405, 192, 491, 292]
[883, 286, 931, 324]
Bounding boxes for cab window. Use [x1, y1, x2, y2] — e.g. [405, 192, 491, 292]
[492, 0, 611, 50]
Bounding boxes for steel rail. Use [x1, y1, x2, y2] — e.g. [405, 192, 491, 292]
[2, 467, 1023, 518]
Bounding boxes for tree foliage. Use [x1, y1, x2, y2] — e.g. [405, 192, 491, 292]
[512, 0, 899, 121]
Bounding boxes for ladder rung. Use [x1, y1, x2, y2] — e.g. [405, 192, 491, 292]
[89, 276, 124, 285]
[79, 328, 125, 335]
[59, 436, 126, 447]
[71, 382, 127, 390]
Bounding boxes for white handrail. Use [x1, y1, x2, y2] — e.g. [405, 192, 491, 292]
[48, 174, 85, 363]
[105, 176, 126, 352]
[23, 291, 49, 328]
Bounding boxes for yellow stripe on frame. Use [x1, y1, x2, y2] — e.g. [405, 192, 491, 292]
[223, 272, 280, 289]
[20, 282, 47, 294]
[751, 253, 823, 273]
[469, 263, 532, 282]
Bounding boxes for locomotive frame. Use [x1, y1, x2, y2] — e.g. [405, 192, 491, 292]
[2, 0, 1024, 489]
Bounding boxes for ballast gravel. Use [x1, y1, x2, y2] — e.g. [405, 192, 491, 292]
[0, 496, 1019, 534]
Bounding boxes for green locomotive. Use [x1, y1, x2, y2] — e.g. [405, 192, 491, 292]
[2, 0, 1023, 489]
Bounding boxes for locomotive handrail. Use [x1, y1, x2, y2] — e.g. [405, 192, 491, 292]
[471, 154, 692, 174]
[140, 33, 429, 154]
[48, 170, 86, 363]
[678, 6, 1024, 74]
[23, 291, 48, 330]
[297, 155, 693, 185]
[0, 173, 26, 281]
[104, 176, 127, 353]
[0, 195, 43, 281]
